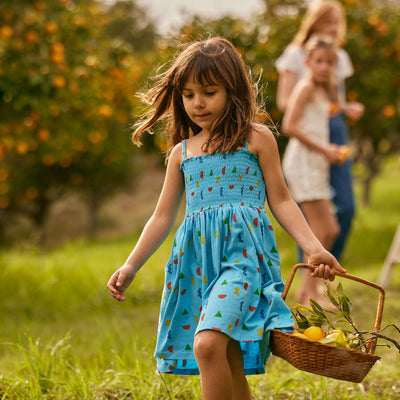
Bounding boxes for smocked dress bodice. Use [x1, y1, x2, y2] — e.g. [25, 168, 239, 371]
[183, 146, 265, 215]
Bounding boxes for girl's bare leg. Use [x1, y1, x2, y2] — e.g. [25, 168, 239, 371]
[298, 199, 340, 304]
[194, 330, 252, 400]
[227, 339, 252, 400]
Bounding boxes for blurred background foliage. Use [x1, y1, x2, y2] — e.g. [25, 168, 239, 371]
[0, 0, 399, 246]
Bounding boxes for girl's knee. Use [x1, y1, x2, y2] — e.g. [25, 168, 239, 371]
[194, 330, 228, 363]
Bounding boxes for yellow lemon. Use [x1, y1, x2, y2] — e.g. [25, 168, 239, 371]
[303, 326, 326, 342]
[292, 332, 309, 340]
[326, 330, 348, 347]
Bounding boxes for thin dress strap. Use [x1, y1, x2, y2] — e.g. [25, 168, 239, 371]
[244, 140, 249, 150]
[182, 140, 187, 160]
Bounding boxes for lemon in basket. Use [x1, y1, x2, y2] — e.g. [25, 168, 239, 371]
[303, 326, 326, 341]
[292, 331, 308, 340]
[320, 329, 349, 348]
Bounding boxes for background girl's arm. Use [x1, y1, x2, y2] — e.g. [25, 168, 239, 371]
[251, 126, 345, 276]
[337, 49, 365, 122]
[107, 144, 185, 301]
[282, 82, 339, 164]
[343, 101, 364, 121]
[276, 69, 298, 112]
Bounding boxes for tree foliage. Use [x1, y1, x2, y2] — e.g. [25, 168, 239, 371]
[0, 0, 157, 236]
[344, 0, 400, 203]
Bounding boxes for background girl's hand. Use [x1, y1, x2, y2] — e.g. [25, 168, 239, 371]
[324, 144, 351, 165]
[308, 249, 346, 281]
[344, 101, 364, 121]
[323, 144, 338, 164]
[107, 265, 136, 301]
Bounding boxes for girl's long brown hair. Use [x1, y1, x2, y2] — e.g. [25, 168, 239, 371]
[132, 37, 270, 156]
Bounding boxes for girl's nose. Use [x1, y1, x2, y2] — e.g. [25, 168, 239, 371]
[193, 95, 204, 108]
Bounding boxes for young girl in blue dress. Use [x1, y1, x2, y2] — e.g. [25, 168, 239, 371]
[107, 37, 345, 400]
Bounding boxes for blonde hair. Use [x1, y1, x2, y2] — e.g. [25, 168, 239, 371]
[305, 34, 339, 102]
[132, 37, 270, 156]
[292, 0, 346, 47]
[304, 33, 337, 59]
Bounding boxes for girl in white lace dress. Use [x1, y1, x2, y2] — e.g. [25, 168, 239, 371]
[282, 35, 341, 304]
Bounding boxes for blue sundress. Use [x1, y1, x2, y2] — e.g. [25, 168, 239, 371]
[154, 140, 294, 375]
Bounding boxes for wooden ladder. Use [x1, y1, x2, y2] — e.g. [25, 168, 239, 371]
[379, 221, 400, 287]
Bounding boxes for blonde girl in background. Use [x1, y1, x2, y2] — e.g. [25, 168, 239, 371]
[276, 0, 364, 263]
[107, 37, 345, 400]
[282, 34, 343, 304]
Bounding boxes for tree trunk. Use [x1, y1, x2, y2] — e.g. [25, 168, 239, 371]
[362, 176, 372, 206]
[87, 192, 100, 237]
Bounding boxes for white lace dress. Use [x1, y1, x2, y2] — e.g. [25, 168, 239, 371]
[282, 100, 331, 202]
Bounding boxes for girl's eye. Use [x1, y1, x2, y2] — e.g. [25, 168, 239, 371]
[183, 93, 193, 99]
[205, 91, 216, 96]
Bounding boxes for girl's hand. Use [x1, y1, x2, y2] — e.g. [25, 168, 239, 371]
[344, 101, 364, 122]
[308, 250, 346, 281]
[323, 144, 348, 165]
[107, 265, 136, 302]
[323, 144, 340, 164]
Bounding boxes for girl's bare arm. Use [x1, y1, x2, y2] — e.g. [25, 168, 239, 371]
[107, 143, 185, 301]
[281, 82, 339, 163]
[276, 70, 298, 112]
[251, 126, 345, 276]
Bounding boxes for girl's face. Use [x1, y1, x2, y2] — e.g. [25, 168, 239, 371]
[313, 9, 341, 40]
[306, 47, 336, 84]
[182, 76, 228, 133]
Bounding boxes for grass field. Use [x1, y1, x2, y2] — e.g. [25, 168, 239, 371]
[0, 155, 399, 399]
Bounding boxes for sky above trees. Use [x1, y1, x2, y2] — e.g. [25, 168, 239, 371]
[133, 0, 264, 34]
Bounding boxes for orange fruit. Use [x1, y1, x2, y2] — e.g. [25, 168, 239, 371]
[0, 26, 13, 39]
[338, 145, 350, 164]
[383, 105, 396, 118]
[52, 75, 66, 88]
[303, 326, 325, 342]
[339, 145, 350, 157]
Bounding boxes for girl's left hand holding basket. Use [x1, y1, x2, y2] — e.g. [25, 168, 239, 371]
[308, 249, 346, 281]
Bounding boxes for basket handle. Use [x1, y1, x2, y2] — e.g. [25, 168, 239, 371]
[282, 263, 385, 354]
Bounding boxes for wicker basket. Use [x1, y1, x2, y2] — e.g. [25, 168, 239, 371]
[270, 264, 385, 383]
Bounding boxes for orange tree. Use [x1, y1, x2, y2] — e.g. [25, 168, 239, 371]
[344, 0, 400, 204]
[0, 0, 156, 238]
[172, 0, 399, 204]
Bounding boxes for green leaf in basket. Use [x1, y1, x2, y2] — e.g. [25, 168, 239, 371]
[309, 299, 328, 319]
[336, 282, 344, 296]
[339, 295, 352, 315]
[306, 314, 325, 327]
[292, 309, 310, 330]
[291, 304, 313, 312]
[334, 311, 350, 319]
[325, 284, 340, 307]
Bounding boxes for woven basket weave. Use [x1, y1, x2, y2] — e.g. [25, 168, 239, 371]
[270, 264, 385, 383]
